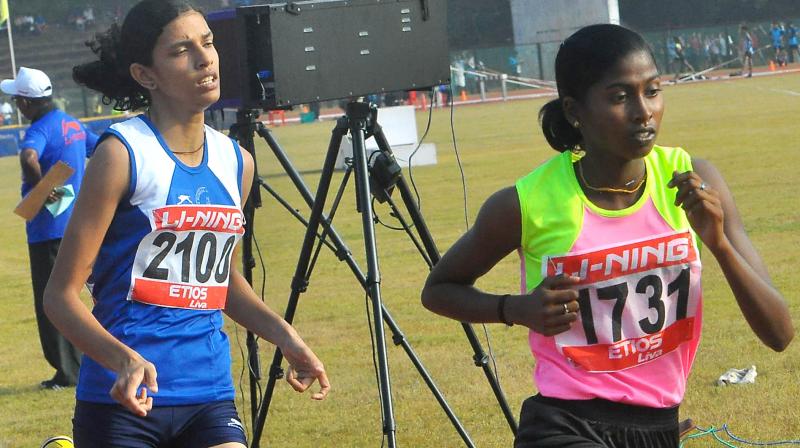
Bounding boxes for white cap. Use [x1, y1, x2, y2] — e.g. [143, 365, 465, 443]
[1, 67, 53, 98]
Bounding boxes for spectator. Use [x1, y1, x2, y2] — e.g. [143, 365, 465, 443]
[672, 36, 695, 82]
[83, 6, 95, 28]
[33, 15, 47, 35]
[741, 25, 754, 77]
[666, 37, 678, 74]
[1, 67, 98, 390]
[0, 100, 12, 125]
[771, 21, 786, 66]
[787, 22, 799, 64]
[452, 58, 466, 100]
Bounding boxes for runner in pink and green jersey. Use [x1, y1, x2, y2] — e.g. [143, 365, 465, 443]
[422, 24, 793, 448]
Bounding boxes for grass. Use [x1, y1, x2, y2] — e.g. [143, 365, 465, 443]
[1, 73, 799, 447]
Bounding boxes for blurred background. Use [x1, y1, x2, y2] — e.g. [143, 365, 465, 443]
[1, 0, 798, 123]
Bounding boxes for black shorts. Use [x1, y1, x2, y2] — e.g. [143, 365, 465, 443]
[514, 394, 679, 448]
[73, 400, 247, 447]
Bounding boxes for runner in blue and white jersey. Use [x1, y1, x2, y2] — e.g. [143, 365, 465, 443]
[44, 1, 330, 446]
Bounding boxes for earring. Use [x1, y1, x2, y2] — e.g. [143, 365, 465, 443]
[573, 121, 580, 128]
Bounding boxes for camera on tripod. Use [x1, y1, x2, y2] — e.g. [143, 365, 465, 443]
[208, 0, 450, 111]
[205, 4, 516, 447]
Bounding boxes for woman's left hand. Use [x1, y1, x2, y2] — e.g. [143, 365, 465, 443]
[281, 336, 331, 401]
[669, 170, 727, 252]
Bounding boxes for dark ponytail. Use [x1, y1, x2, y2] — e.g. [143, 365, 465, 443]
[539, 24, 656, 152]
[73, 23, 147, 111]
[539, 99, 581, 152]
[72, 0, 196, 111]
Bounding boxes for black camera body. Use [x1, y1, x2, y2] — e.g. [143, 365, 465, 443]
[208, 0, 450, 111]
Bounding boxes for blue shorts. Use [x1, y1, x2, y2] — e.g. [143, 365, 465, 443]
[73, 400, 248, 447]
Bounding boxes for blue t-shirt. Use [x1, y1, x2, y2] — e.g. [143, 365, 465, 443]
[772, 26, 785, 47]
[21, 109, 99, 243]
[744, 33, 755, 54]
[789, 26, 798, 46]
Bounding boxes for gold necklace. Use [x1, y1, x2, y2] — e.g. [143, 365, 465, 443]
[172, 137, 205, 155]
[577, 159, 646, 194]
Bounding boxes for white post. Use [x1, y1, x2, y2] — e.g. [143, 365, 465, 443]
[5, 10, 20, 125]
[501, 74, 508, 100]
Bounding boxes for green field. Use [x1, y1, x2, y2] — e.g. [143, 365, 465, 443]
[1, 73, 799, 447]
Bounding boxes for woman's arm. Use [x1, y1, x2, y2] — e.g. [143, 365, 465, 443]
[422, 187, 580, 334]
[671, 158, 794, 351]
[222, 149, 330, 400]
[43, 138, 158, 416]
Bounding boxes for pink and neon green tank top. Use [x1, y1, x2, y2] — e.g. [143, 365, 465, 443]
[516, 145, 703, 408]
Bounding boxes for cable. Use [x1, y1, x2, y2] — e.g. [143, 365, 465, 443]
[234, 232, 269, 443]
[233, 322, 250, 440]
[682, 426, 739, 447]
[450, 88, 469, 230]
[372, 196, 406, 231]
[447, 85, 503, 394]
[680, 424, 800, 447]
[717, 424, 800, 446]
[481, 323, 502, 386]
[364, 290, 387, 448]
[407, 88, 435, 210]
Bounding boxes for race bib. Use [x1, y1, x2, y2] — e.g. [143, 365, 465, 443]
[543, 231, 702, 372]
[130, 205, 244, 310]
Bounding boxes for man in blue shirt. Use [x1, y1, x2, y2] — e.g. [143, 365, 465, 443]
[1, 67, 98, 390]
[787, 22, 799, 64]
[771, 22, 786, 66]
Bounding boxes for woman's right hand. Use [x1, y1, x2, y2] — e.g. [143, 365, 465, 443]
[109, 355, 159, 417]
[510, 275, 582, 336]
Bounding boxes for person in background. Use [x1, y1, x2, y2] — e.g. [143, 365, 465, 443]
[770, 21, 786, 66]
[422, 24, 793, 448]
[0, 99, 13, 125]
[671, 36, 695, 82]
[741, 26, 755, 78]
[1, 66, 98, 390]
[786, 22, 799, 64]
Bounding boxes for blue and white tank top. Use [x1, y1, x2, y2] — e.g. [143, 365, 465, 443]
[77, 115, 244, 405]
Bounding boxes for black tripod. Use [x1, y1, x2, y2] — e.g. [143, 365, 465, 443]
[229, 102, 518, 447]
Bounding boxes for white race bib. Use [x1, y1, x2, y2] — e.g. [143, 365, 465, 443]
[543, 231, 702, 372]
[129, 205, 244, 310]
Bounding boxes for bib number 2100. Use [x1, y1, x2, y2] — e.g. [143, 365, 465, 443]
[143, 231, 237, 284]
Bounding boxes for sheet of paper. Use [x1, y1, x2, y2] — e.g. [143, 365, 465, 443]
[44, 184, 76, 218]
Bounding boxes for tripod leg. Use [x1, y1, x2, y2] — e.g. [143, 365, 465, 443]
[348, 102, 398, 448]
[257, 116, 476, 446]
[231, 109, 264, 427]
[250, 117, 349, 448]
[372, 122, 520, 435]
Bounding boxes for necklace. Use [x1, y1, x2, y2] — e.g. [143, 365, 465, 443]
[144, 109, 205, 155]
[171, 137, 205, 155]
[577, 159, 646, 194]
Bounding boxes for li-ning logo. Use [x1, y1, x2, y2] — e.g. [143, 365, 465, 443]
[153, 205, 245, 234]
[62, 119, 86, 145]
[545, 231, 697, 285]
[227, 418, 245, 433]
